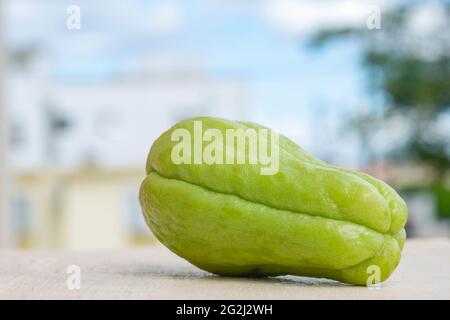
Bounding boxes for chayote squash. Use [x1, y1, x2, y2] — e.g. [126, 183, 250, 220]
[139, 117, 408, 285]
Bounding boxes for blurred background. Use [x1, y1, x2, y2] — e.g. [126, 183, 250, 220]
[0, 0, 449, 250]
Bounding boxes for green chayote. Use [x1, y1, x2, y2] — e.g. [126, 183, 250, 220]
[139, 117, 408, 285]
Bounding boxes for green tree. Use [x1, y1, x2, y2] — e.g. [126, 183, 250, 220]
[311, 2, 450, 173]
[310, 2, 450, 217]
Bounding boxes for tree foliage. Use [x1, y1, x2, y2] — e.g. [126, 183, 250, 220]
[310, 2, 450, 171]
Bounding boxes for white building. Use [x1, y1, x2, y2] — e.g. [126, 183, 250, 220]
[8, 56, 248, 170]
[7, 55, 249, 249]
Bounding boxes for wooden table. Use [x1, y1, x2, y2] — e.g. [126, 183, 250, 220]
[1, 238, 449, 299]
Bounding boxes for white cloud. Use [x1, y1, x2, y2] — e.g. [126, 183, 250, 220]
[148, 2, 183, 34]
[261, 0, 390, 35]
[85, 0, 183, 36]
[5, 0, 57, 44]
[407, 2, 448, 37]
[6, 0, 184, 48]
[405, 2, 450, 62]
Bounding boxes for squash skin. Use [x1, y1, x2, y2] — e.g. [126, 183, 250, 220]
[140, 117, 407, 285]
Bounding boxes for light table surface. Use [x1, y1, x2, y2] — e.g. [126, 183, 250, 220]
[0, 238, 449, 299]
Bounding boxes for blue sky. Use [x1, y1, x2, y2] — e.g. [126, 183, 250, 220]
[7, 0, 412, 165]
[6, 0, 367, 101]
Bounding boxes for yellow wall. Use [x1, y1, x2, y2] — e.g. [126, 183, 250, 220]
[13, 167, 154, 249]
